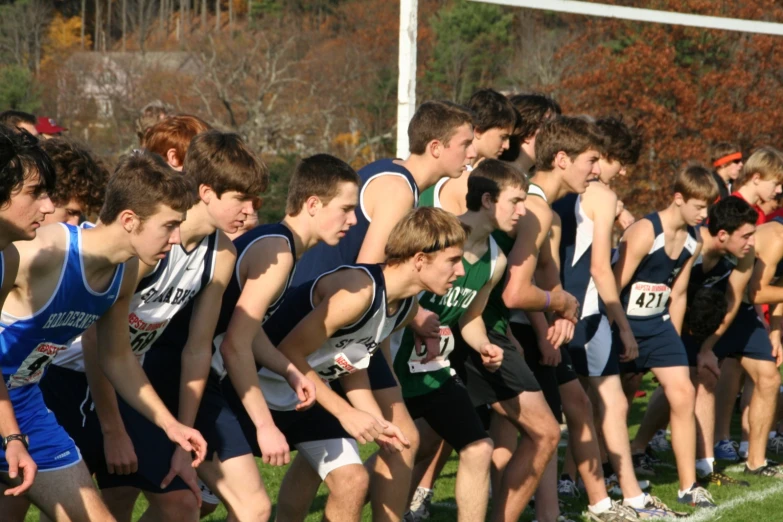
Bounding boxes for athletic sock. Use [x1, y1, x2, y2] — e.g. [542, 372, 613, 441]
[695, 457, 715, 478]
[770, 431, 778, 440]
[739, 441, 750, 455]
[622, 493, 646, 509]
[588, 496, 613, 514]
[678, 482, 698, 498]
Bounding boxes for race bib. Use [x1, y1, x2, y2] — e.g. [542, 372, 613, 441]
[7, 342, 68, 389]
[408, 326, 454, 373]
[311, 343, 373, 382]
[128, 313, 169, 356]
[627, 282, 671, 317]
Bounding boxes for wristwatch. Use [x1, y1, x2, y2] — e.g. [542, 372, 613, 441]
[2, 434, 29, 450]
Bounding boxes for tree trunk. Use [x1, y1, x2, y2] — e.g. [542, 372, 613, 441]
[201, 0, 206, 30]
[94, 0, 101, 52]
[121, 0, 126, 50]
[106, 0, 112, 51]
[138, 0, 146, 51]
[215, 0, 220, 31]
[81, 0, 86, 49]
[247, 0, 251, 21]
[228, 0, 232, 32]
[179, 0, 186, 40]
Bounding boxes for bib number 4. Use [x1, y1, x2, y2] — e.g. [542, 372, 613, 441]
[7, 342, 68, 389]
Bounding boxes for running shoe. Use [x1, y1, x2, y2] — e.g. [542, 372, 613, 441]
[714, 439, 739, 461]
[585, 501, 640, 521]
[677, 486, 717, 508]
[745, 463, 783, 479]
[701, 470, 750, 487]
[769, 434, 783, 454]
[632, 453, 655, 477]
[634, 495, 688, 518]
[649, 430, 671, 453]
[605, 474, 650, 497]
[558, 475, 581, 498]
[408, 487, 433, 520]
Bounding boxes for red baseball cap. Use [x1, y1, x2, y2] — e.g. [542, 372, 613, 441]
[36, 116, 67, 135]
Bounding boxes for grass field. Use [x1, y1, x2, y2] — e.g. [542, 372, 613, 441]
[25, 373, 783, 521]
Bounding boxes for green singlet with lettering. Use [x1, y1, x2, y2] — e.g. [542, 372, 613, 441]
[392, 237, 498, 398]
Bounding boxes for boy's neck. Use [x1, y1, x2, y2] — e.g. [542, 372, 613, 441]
[83, 223, 140, 266]
[529, 169, 567, 204]
[659, 203, 689, 231]
[699, 227, 726, 259]
[399, 154, 455, 192]
[281, 214, 319, 259]
[179, 202, 218, 250]
[736, 184, 759, 205]
[459, 211, 494, 251]
[514, 154, 535, 175]
[382, 262, 427, 304]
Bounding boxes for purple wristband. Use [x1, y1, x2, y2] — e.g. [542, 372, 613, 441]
[544, 291, 551, 311]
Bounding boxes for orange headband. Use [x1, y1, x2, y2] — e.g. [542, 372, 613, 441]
[713, 152, 742, 168]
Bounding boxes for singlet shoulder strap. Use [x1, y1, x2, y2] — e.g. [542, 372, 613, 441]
[644, 212, 663, 236]
[773, 216, 783, 227]
[488, 235, 499, 279]
[433, 177, 449, 209]
[393, 296, 416, 329]
[527, 183, 547, 203]
[310, 264, 379, 334]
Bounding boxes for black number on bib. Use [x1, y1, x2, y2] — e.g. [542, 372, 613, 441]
[635, 293, 646, 308]
[129, 326, 160, 354]
[26, 354, 50, 375]
[635, 292, 665, 309]
[439, 336, 450, 356]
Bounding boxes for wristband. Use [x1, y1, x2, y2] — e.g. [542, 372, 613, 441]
[544, 291, 551, 311]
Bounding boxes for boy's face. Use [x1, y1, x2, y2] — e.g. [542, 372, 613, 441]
[491, 185, 527, 233]
[0, 173, 55, 241]
[718, 158, 743, 181]
[677, 196, 709, 226]
[418, 246, 465, 296]
[562, 149, 601, 194]
[754, 176, 782, 203]
[474, 126, 513, 160]
[720, 223, 755, 258]
[206, 188, 257, 234]
[43, 199, 85, 227]
[315, 181, 359, 246]
[131, 204, 184, 265]
[439, 123, 476, 179]
[597, 157, 627, 184]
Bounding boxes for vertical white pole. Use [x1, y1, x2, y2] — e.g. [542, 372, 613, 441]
[396, 0, 418, 159]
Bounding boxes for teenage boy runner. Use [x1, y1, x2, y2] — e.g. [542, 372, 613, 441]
[711, 148, 783, 462]
[614, 165, 718, 509]
[710, 142, 743, 201]
[0, 151, 206, 521]
[553, 117, 681, 516]
[290, 100, 476, 520]
[434, 89, 517, 214]
[394, 160, 522, 521]
[46, 131, 266, 522]
[501, 116, 642, 522]
[628, 195, 758, 489]
[265, 207, 466, 520]
[500, 92, 562, 175]
[39, 138, 108, 226]
[0, 128, 56, 501]
[194, 154, 365, 522]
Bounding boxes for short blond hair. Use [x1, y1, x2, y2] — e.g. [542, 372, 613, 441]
[735, 146, 783, 188]
[674, 163, 719, 203]
[385, 207, 467, 266]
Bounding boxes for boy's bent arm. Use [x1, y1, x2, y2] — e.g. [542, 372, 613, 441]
[96, 258, 206, 463]
[668, 242, 700, 335]
[749, 226, 783, 305]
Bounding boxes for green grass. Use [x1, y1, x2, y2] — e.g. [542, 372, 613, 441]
[25, 373, 783, 520]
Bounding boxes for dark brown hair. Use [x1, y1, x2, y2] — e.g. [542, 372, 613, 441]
[286, 154, 360, 216]
[40, 138, 108, 216]
[535, 116, 607, 172]
[466, 159, 528, 212]
[408, 101, 474, 155]
[0, 126, 55, 207]
[183, 130, 269, 197]
[99, 151, 196, 224]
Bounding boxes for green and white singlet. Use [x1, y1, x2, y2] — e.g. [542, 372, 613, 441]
[392, 237, 498, 398]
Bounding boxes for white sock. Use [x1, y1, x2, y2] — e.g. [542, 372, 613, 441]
[770, 431, 778, 440]
[739, 441, 750, 455]
[588, 497, 613, 514]
[678, 483, 697, 497]
[623, 493, 646, 509]
[695, 457, 715, 478]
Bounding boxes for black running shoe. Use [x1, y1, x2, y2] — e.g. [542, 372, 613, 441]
[702, 470, 750, 487]
[745, 463, 783, 479]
